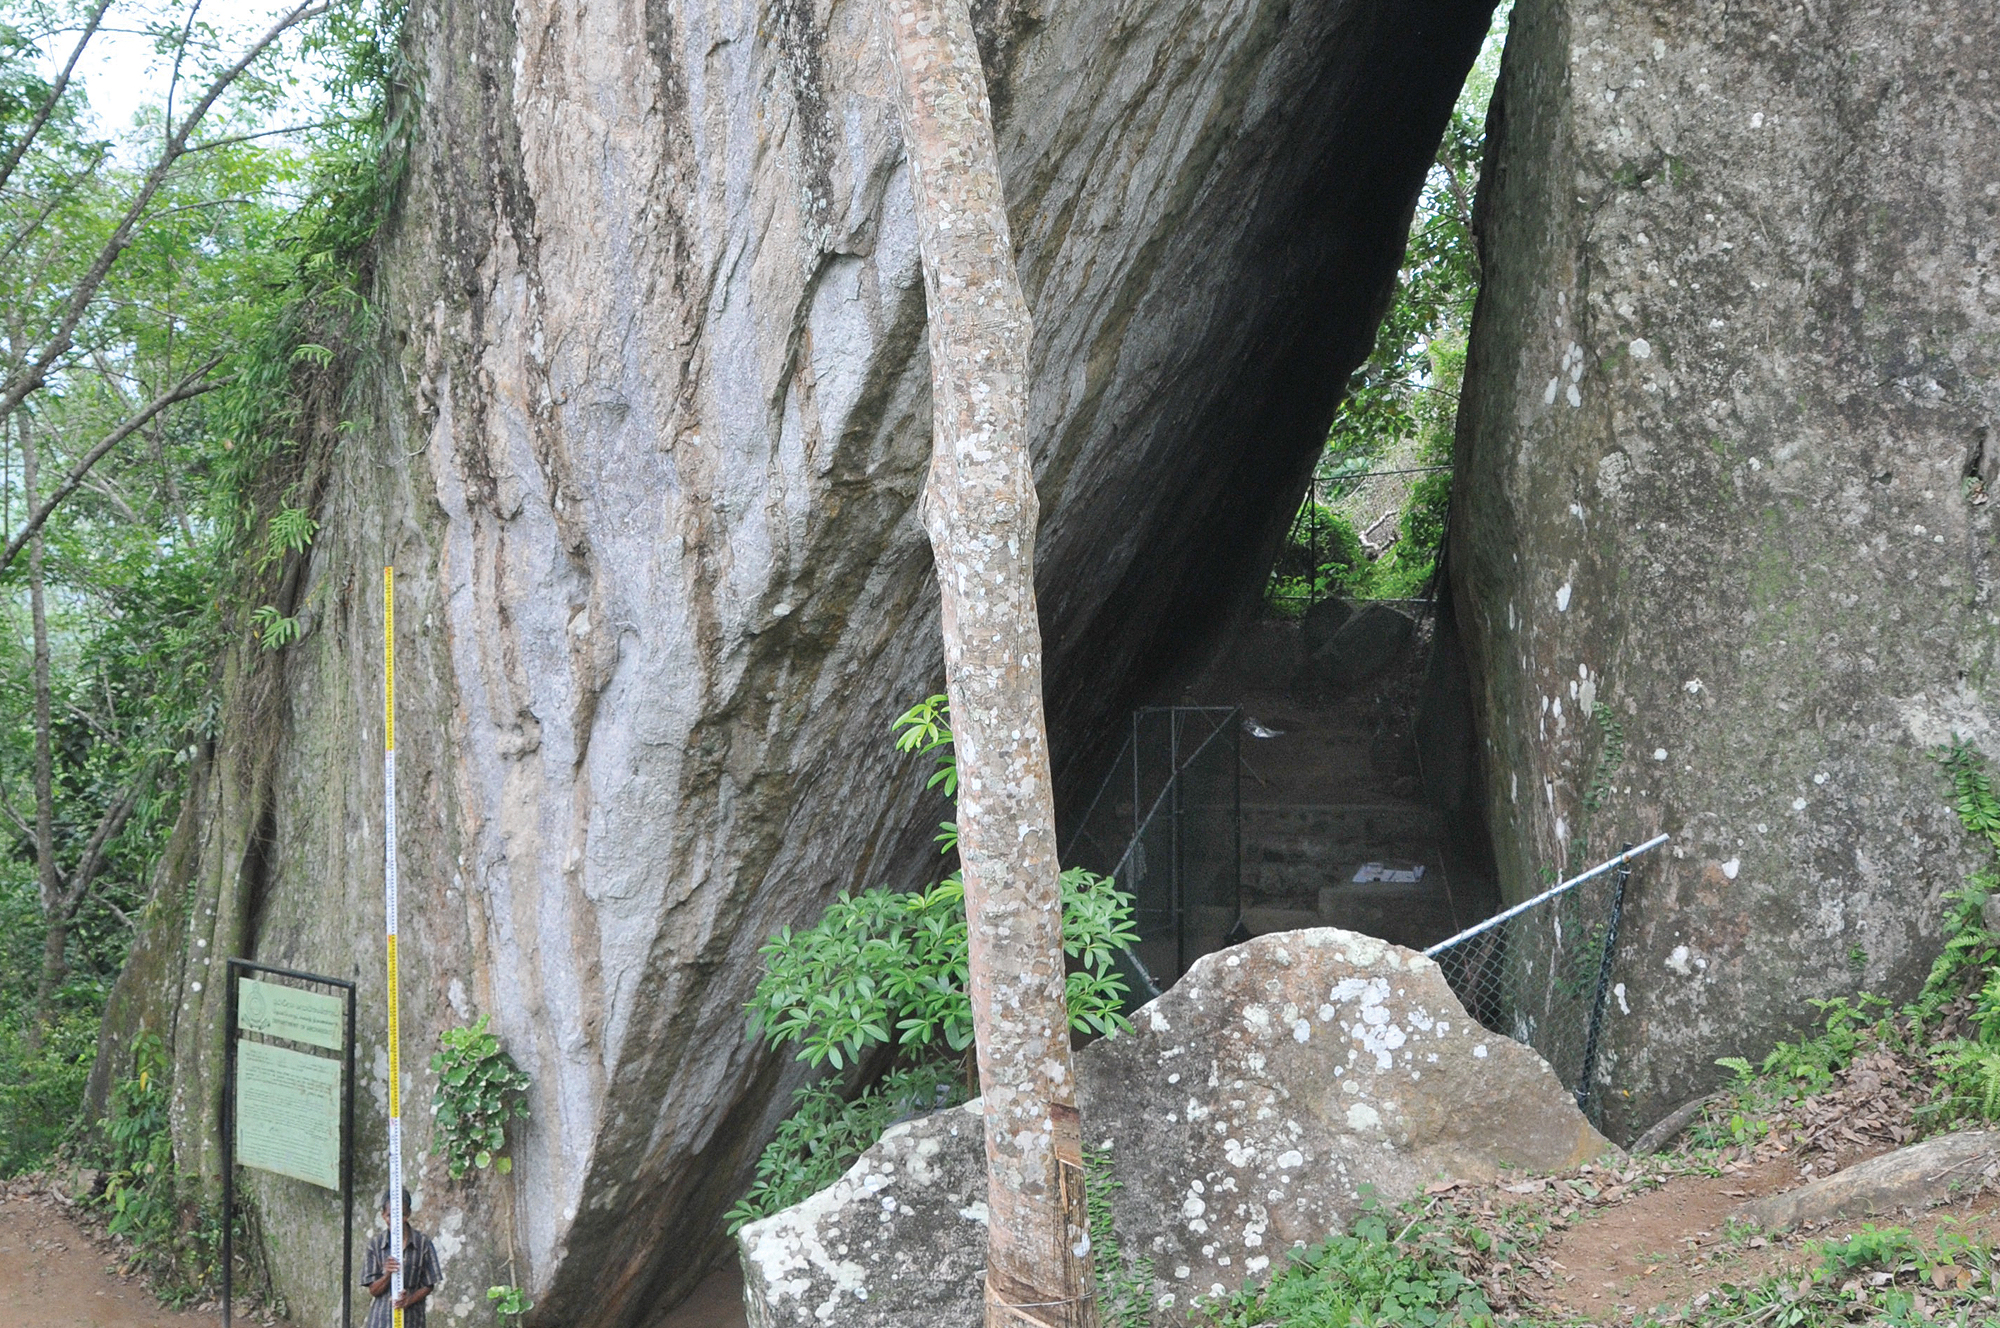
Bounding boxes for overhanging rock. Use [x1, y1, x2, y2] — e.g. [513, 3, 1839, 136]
[738, 929, 1614, 1326]
[95, 0, 1503, 1319]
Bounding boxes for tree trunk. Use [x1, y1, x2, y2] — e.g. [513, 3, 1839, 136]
[875, 3, 1098, 1325]
[25, 412, 62, 1039]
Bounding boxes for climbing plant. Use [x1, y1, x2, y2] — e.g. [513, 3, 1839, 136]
[430, 1015, 532, 1179]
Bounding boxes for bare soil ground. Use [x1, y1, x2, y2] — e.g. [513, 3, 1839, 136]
[0, 1191, 203, 1328]
[1534, 1154, 2000, 1322]
[659, 1264, 748, 1328]
[0, 1178, 751, 1328]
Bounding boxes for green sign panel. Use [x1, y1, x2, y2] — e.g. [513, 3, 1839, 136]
[238, 977, 344, 1051]
[236, 1039, 341, 1190]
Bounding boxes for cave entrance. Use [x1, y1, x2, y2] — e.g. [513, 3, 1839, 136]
[1058, 587, 1502, 1006]
[1197, 0, 1512, 965]
[1060, 5, 1513, 994]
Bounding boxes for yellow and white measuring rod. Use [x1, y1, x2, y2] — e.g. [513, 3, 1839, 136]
[383, 567, 405, 1328]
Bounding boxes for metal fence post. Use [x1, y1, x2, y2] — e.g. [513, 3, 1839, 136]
[1231, 709, 1243, 928]
[342, 984, 356, 1328]
[1575, 843, 1633, 1117]
[222, 960, 238, 1328]
[1170, 710, 1184, 981]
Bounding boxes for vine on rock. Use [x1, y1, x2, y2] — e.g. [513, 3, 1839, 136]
[430, 1016, 531, 1180]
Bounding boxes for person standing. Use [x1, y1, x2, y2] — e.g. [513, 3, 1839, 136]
[362, 1187, 442, 1328]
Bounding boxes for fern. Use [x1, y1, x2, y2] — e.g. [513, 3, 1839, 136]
[250, 604, 302, 650]
[1935, 1041, 2000, 1120]
[1917, 742, 2000, 1015]
[1581, 702, 1626, 813]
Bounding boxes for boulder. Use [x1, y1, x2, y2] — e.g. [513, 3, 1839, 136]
[1451, 0, 2000, 1136]
[1304, 603, 1416, 689]
[739, 1103, 991, 1328]
[739, 929, 1614, 1327]
[1733, 1131, 2000, 1231]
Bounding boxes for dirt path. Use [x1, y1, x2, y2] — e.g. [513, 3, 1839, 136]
[1536, 1154, 2000, 1321]
[0, 1193, 205, 1328]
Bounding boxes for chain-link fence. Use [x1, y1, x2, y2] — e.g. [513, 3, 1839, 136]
[1063, 707, 1242, 1001]
[1423, 834, 1667, 1121]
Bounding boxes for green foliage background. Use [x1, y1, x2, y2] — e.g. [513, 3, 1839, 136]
[0, 0, 410, 1270]
[1266, 8, 1504, 612]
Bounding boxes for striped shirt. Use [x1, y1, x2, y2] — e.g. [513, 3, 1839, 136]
[361, 1224, 442, 1328]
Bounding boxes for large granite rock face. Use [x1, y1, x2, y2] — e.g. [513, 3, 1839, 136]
[738, 930, 1612, 1327]
[1451, 0, 1999, 1139]
[94, 0, 1503, 1322]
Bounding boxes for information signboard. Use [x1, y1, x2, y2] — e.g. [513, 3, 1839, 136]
[235, 1038, 342, 1190]
[238, 977, 345, 1052]
[222, 958, 356, 1328]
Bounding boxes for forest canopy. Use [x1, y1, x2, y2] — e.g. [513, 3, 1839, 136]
[0, 0, 401, 1176]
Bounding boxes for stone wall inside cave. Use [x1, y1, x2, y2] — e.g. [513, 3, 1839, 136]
[1452, 0, 1998, 1139]
[94, 0, 1499, 1321]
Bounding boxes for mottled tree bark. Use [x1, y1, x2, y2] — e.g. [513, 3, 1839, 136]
[24, 412, 60, 1044]
[875, 1, 1098, 1324]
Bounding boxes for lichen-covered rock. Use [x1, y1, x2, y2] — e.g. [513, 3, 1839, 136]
[1452, 0, 2000, 1138]
[738, 930, 1612, 1326]
[1087, 929, 1612, 1318]
[739, 1104, 992, 1328]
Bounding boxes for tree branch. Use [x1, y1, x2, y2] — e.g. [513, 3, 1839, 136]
[0, 1, 327, 435]
[0, 784, 31, 843]
[58, 767, 150, 920]
[0, 0, 113, 201]
[0, 356, 227, 579]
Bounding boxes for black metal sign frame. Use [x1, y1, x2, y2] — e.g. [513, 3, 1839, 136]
[222, 957, 357, 1328]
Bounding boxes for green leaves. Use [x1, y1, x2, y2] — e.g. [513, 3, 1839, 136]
[745, 866, 1137, 1071]
[1205, 1198, 1500, 1328]
[747, 878, 972, 1068]
[249, 603, 301, 649]
[1264, 17, 1503, 613]
[723, 1063, 966, 1233]
[892, 694, 957, 798]
[732, 696, 1141, 1230]
[750, 697, 1139, 1070]
[487, 1284, 533, 1324]
[261, 503, 319, 568]
[428, 1014, 531, 1182]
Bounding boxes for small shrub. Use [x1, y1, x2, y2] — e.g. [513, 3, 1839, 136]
[90, 1033, 221, 1304]
[1204, 1201, 1498, 1328]
[0, 1010, 94, 1175]
[430, 1015, 531, 1179]
[747, 867, 1137, 1072]
[1265, 505, 1370, 614]
[488, 1284, 533, 1324]
[724, 1063, 964, 1232]
[732, 696, 1140, 1228]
